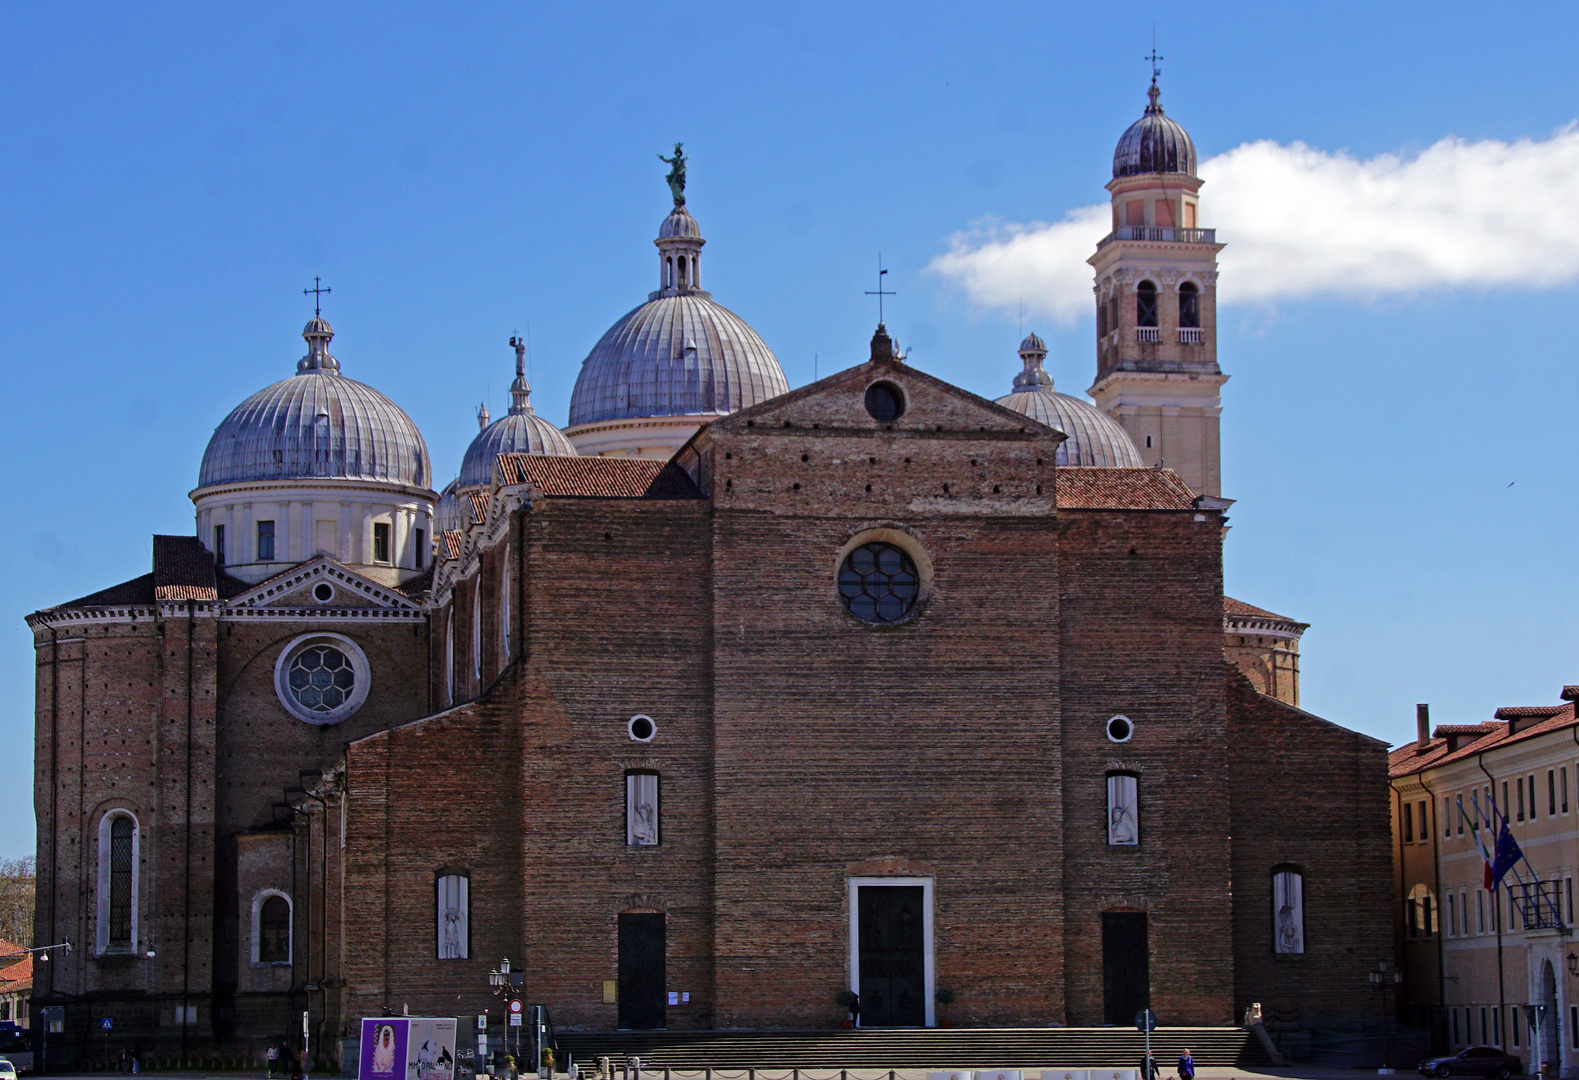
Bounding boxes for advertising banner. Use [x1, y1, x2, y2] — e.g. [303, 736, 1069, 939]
[360, 1018, 458, 1080]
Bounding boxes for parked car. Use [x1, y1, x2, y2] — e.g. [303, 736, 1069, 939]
[1418, 1047, 1524, 1079]
[0, 1057, 18, 1080]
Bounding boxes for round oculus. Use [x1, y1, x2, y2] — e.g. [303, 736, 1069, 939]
[864, 381, 905, 423]
[628, 714, 656, 743]
[273, 633, 370, 725]
[1107, 715, 1134, 743]
[312, 582, 334, 603]
[838, 541, 920, 624]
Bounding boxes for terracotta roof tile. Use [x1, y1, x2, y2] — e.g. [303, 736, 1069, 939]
[0, 955, 32, 990]
[1563, 686, 1579, 702]
[152, 535, 219, 600]
[1223, 596, 1306, 626]
[1434, 723, 1502, 736]
[1494, 705, 1566, 720]
[466, 492, 489, 525]
[441, 531, 464, 561]
[395, 565, 434, 598]
[496, 454, 702, 499]
[1055, 467, 1197, 510]
[51, 573, 157, 609]
[1391, 703, 1579, 778]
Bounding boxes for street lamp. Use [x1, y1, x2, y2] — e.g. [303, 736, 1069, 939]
[1567, 951, 1578, 979]
[487, 959, 523, 1073]
[1370, 962, 1403, 1070]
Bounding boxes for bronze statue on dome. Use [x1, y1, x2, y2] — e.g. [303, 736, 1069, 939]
[658, 142, 687, 206]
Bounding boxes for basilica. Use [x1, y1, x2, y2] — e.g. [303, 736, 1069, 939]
[28, 81, 1390, 1066]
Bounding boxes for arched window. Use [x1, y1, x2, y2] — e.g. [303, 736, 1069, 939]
[690, 256, 698, 288]
[1107, 773, 1139, 845]
[1108, 296, 1119, 334]
[1097, 296, 1108, 337]
[678, 257, 689, 287]
[471, 583, 482, 685]
[499, 556, 511, 666]
[436, 872, 470, 959]
[1272, 866, 1304, 954]
[665, 257, 673, 288]
[96, 811, 138, 953]
[444, 619, 454, 705]
[1135, 281, 1158, 328]
[1178, 282, 1200, 328]
[252, 891, 291, 964]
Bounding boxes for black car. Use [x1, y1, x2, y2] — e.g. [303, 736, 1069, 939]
[1418, 1047, 1524, 1078]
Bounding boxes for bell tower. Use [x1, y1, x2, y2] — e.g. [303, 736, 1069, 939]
[1087, 75, 1226, 497]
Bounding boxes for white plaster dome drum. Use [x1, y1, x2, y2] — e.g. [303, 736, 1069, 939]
[1112, 82, 1197, 178]
[199, 318, 431, 490]
[995, 333, 1144, 468]
[565, 200, 789, 457]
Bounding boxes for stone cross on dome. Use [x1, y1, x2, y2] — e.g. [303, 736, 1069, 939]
[303, 276, 331, 317]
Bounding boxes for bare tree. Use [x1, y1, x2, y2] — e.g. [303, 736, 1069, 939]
[0, 858, 35, 950]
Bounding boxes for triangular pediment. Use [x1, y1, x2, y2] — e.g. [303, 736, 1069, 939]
[225, 557, 422, 612]
[707, 354, 1065, 442]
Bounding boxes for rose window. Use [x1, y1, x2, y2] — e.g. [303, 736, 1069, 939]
[287, 645, 357, 713]
[838, 542, 920, 624]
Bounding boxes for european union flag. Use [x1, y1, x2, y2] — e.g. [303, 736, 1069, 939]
[1489, 820, 1524, 890]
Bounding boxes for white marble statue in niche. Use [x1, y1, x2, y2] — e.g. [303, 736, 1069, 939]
[436, 873, 469, 959]
[627, 772, 659, 846]
[1107, 773, 1139, 846]
[1273, 868, 1305, 954]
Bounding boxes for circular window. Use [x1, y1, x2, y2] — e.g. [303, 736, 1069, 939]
[628, 714, 656, 742]
[273, 633, 370, 725]
[1107, 715, 1134, 743]
[864, 381, 905, 423]
[838, 542, 920, 624]
[312, 582, 334, 603]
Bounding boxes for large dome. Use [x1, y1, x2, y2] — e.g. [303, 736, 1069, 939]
[457, 339, 576, 488]
[198, 318, 431, 490]
[995, 334, 1143, 468]
[567, 204, 788, 428]
[1113, 83, 1197, 179]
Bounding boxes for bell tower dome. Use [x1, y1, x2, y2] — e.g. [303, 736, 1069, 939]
[1088, 72, 1226, 496]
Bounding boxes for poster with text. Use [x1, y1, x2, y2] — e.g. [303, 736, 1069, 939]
[360, 1019, 409, 1080]
[407, 1018, 458, 1080]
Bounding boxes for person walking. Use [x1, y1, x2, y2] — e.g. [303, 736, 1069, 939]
[1178, 1049, 1195, 1080]
[848, 992, 861, 1030]
[268, 1045, 280, 1077]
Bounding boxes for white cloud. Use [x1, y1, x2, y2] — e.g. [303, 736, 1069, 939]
[929, 125, 1579, 323]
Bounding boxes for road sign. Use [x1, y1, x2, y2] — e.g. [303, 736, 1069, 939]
[101, 1017, 113, 1030]
[508, 999, 523, 1027]
[476, 1014, 488, 1031]
[1135, 1009, 1157, 1032]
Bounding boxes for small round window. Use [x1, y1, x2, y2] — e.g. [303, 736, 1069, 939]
[273, 633, 370, 725]
[864, 381, 905, 422]
[313, 582, 334, 603]
[838, 542, 920, 624]
[1107, 715, 1134, 743]
[628, 714, 656, 742]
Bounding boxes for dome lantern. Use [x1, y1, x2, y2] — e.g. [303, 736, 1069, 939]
[453, 337, 576, 490]
[995, 335, 1144, 468]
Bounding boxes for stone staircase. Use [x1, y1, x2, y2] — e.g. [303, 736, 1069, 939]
[554, 1028, 1270, 1071]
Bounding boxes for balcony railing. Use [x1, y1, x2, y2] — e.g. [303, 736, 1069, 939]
[1511, 880, 1567, 931]
[1096, 226, 1217, 249]
[1135, 327, 1160, 344]
[1178, 328, 1203, 344]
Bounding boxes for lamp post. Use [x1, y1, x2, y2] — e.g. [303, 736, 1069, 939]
[487, 960, 522, 1074]
[1567, 951, 1578, 979]
[1370, 961, 1403, 1071]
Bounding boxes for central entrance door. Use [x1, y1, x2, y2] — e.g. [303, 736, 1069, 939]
[857, 885, 925, 1027]
[617, 912, 666, 1030]
[1102, 911, 1149, 1026]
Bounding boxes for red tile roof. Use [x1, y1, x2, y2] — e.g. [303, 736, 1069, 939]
[1055, 468, 1197, 510]
[1564, 686, 1579, 702]
[1223, 596, 1305, 625]
[1493, 705, 1566, 720]
[0, 955, 32, 992]
[441, 531, 464, 561]
[1391, 703, 1578, 778]
[53, 573, 157, 609]
[395, 565, 434, 598]
[153, 535, 219, 600]
[466, 492, 489, 525]
[496, 454, 702, 499]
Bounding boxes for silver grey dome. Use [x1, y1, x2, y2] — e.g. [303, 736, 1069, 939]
[568, 203, 789, 427]
[198, 319, 431, 490]
[568, 294, 788, 426]
[1113, 83, 1197, 179]
[995, 336, 1143, 468]
[458, 338, 576, 487]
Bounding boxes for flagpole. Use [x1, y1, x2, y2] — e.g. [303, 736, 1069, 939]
[1478, 760, 1508, 1050]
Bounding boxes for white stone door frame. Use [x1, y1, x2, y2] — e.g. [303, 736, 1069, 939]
[847, 876, 936, 1028]
[1525, 941, 1567, 1076]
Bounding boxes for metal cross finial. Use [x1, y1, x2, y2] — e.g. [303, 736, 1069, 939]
[303, 277, 331, 317]
[1146, 47, 1163, 86]
[865, 255, 896, 324]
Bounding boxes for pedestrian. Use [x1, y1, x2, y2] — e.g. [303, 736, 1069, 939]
[1178, 1049, 1194, 1080]
[848, 992, 861, 1030]
[131, 1045, 141, 1074]
[268, 1044, 280, 1077]
[120, 1048, 130, 1074]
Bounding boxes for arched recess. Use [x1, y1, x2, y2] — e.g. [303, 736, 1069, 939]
[1135, 280, 1159, 328]
[251, 889, 292, 965]
[96, 809, 140, 954]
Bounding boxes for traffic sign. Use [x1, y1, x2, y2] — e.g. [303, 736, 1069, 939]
[101, 1018, 113, 1030]
[1135, 1009, 1157, 1032]
[509, 999, 523, 1027]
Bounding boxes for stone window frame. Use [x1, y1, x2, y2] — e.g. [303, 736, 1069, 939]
[95, 808, 139, 955]
[831, 527, 934, 628]
[250, 889, 293, 967]
[273, 632, 372, 726]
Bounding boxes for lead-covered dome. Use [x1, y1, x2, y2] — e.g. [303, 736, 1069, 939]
[995, 335, 1143, 468]
[1113, 83, 1197, 179]
[457, 339, 576, 488]
[567, 204, 788, 427]
[198, 318, 431, 490]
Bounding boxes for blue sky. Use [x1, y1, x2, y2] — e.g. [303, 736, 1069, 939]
[1, 1, 1576, 858]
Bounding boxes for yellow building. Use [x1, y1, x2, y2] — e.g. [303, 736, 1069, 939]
[1390, 690, 1579, 1075]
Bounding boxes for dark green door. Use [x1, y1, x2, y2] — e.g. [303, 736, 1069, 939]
[858, 886, 925, 1026]
[617, 913, 666, 1029]
[1102, 911, 1149, 1026]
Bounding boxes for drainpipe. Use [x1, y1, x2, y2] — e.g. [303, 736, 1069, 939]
[1479, 751, 1507, 1047]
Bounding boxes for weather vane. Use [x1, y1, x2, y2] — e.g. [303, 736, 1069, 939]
[1146, 43, 1163, 86]
[865, 255, 895, 325]
[304, 276, 331, 317]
